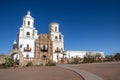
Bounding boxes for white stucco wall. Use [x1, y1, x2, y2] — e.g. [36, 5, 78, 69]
[64, 50, 105, 58]
[17, 11, 38, 58]
[53, 53, 63, 62]
[18, 38, 35, 58]
[49, 22, 64, 62]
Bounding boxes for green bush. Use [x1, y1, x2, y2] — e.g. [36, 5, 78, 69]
[4, 57, 14, 68]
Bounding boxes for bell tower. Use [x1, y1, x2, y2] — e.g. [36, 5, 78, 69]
[22, 11, 34, 28]
[17, 11, 38, 58]
[49, 22, 64, 63]
[49, 22, 59, 32]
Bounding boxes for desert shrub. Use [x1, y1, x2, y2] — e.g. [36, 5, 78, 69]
[69, 58, 79, 64]
[45, 61, 56, 66]
[4, 57, 14, 68]
[83, 56, 95, 63]
[26, 62, 32, 67]
[105, 55, 114, 62]
[114, 53, 120, 61]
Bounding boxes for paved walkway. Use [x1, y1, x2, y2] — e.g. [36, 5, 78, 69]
[57, 64, 104, 80]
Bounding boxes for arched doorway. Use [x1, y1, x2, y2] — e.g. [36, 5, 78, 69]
[8, 48, 24, 66]
[42, 55, 46, 66]
[11, 52, 19, 65]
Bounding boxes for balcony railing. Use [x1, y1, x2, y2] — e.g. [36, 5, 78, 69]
[55, 49, 61, 53]
[24, 48, 31, 52]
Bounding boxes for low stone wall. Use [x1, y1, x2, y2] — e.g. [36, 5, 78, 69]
[23, 58, 48, 66]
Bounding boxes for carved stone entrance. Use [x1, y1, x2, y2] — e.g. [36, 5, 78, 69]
[8, 48, 24, 67]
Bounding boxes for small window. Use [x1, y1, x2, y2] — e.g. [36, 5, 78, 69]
[43, 45, 46, 50]
[41, 45, 48, 51]
[24, 21, 26, 25]
[59, 35, 61, 39]
[55, 36, 58, 40]
[43, 55, 46, 58]
[26, 54, 29, 58]
[27, 44, 29, 49]
[55, 27, 57, 32]
[57, 55, 59, 59]
[20, 44, 22, 48]
[57, 47, 59, 50]
[28, 21, 30, 26]
[26, 32, 30, 35]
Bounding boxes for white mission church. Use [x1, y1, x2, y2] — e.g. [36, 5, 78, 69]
[9, 11, 104, 66]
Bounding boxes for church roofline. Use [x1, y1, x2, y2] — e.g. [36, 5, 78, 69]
[65, 50, 104, 53]
[23, 11, 34, 19]
[49, 22, 59, 25]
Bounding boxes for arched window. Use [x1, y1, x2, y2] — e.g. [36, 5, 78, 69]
[55, 36, 58, 40]
[59, 35, 61, 40]
[43, 45, 46, 50]
[20, 44, 22, 48]
[27, 44, 29, 50]
[57, 47, 59, 50]
[26, 54, 29, 58]
[55, 27, 57, 32]
[28, 21, 30, 26]
[41, 45, 48, 51]
[57, 55, 59, 59]
[43, 55, 46, 59]
[24, 21, 26, 25]
[26, 32, 30, 35]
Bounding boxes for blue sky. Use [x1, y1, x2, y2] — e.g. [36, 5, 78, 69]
[0, 0, 120, 55]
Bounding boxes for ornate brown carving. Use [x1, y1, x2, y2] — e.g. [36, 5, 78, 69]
[34, 34, 53, 62]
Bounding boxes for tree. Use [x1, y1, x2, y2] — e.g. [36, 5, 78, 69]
[105, 55, 114, 62]
[114, 53, 120, 61]
[95, 53, 102, 62]
[83, 53, 95, 63]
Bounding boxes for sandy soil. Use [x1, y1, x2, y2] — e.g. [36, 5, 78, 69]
[71, 62, 120, 80]
[0, 66, 82, 80]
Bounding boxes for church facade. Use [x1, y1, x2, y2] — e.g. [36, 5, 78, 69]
[10, 11, 104, 66]
[11, 11, 64, 65]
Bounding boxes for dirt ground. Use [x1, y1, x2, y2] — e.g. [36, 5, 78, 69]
[0, 62, 119, 80]
[0, 66, 82, 80]
[71, 62, 120, 80]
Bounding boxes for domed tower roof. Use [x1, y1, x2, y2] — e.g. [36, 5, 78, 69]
[24, 11, 33, 18]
